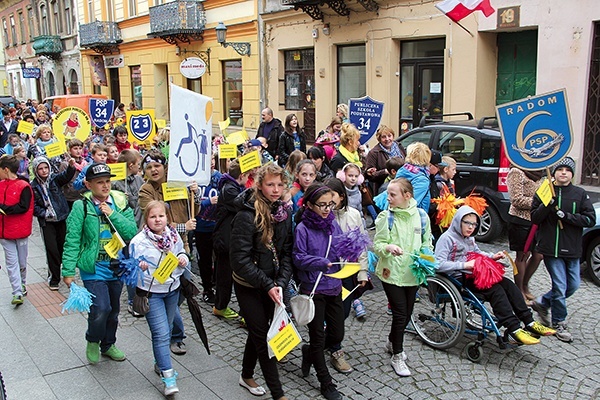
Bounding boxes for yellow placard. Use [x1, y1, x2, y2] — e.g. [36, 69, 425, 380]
[126, 109, 157, 147]
[536, 178, 553, 206]
[155, 119, 167, 129]
[219, 144, 238, 159]
[109, 162, 127, 181]
[268, 323, 301, 361]
[226, 130, 249, 146]
[218, 118, 230, 132]
[17, 120, 35, 135]
[239, 151, 262, 173]
[52, 106, 92, 143]
[104, 232, 126, 259]
[152, 252, 179, 284]
[325, 263, 361, 279]
[162, 183, 189, 201]
[44, 140, 67, 158]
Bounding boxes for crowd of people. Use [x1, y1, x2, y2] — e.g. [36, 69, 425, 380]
[0, 100, 595, 400]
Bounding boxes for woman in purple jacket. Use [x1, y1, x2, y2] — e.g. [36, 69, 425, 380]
[293, 183, 344, 400]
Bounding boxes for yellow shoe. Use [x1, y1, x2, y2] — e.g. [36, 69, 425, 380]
[509, 328, 540, 345]
[213, 307, 239, 319]
[527, 321, 556, 336]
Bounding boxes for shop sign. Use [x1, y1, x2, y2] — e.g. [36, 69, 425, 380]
[180, 57, 206, 79]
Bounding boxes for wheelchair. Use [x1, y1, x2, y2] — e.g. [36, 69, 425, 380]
[410, 273, 517, 362]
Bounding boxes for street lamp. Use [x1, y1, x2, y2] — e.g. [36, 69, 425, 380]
[215, 22, 251, 57]
[19, 58, 26, 70]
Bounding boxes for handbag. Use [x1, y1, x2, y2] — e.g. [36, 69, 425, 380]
[132, 281, 153, 316]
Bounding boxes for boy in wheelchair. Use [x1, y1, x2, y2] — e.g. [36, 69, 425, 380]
[434, 206, 556, 345]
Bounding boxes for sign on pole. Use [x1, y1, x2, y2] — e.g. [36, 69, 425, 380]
[348, 96, 384, 145]
[496, 89, 573, 170]
[89, 98, 115, 128]
[126, 109, 156, 147]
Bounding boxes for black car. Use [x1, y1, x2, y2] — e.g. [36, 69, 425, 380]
[397, 113, 510, 242]
[0, 96, 19, 108]
[582, 202, 600, 286]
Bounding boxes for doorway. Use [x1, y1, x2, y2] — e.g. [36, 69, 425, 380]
[496, 30, 537, 105]
[109, 68, 121, 103]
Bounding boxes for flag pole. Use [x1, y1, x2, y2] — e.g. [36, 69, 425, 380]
[454, 20, 474, 37]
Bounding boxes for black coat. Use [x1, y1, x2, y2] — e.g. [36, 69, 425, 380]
[213, 177, 244, 253]
[277, 130, 306, 167]
[329, 151, 351, 174]
[256, 118, 283, 159]
[230, 189, 293, 291]
[0, 119, 18, 148]
[31, 165, 77, 226]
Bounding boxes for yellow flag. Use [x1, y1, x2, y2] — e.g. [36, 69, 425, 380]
[341, 286, 351, 301]
[536, 178, 553, 206]
[17, 120, 35, 135]
[162, 183, 189, 201]
[104, 232, 126, 259]
[219, 144, 238, 159]
[218, 118, 230, 132]
[239, 150, 262, 173]
[109, 163, 127, 181]
[152, 252, 179, 284]
[155, 119, 167, 129]
[44, 141, 67, 158]
[325, 262, 361, 279]
[227, 130, 248, 146]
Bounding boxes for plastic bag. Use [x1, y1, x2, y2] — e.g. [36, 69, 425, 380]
[267, 303, 301, 359]
[466, 252, 505, 290]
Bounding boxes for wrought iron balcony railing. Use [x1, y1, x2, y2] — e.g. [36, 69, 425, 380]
[33, 35, 62, 59]
[280, 0, 378, 20]
[149, 0, 206, 44]
[79, 21, 122, 54]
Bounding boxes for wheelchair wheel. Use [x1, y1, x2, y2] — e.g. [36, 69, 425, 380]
[465, 342, 483, 362]
[0, 371, 6, 400]
[411, 275, 466, 350]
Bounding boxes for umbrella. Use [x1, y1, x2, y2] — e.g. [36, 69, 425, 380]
[179, 275, 210, 354]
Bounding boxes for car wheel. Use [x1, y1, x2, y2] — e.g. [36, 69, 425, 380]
[586, 236, 600, 286]
[476, 205, 502, 243]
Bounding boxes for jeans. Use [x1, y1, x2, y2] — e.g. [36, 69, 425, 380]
[541, 257, 580, 324]
[0, 238, 28, 296]
[83, 279, 123, 352]
[40, 220, 66, 285]
[382, 282, 418, 354]
[146, 289, 179, 372]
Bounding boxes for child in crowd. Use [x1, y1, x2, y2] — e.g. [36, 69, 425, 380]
[130, 200, 189, 396]
[62, 163, 138, 364]
[283, 150, 306, 188]
[378, 157, 404, 195]
[0, 155, 34, 305]
[336, 163, 369, 227]
[113, 125, 132, 152]
[61, 139, 88, 208]
[247, 138, 274, 165]
[291, 159, 317, 215]
[91, 125, 109, 144]
[73, 144, 108, 191]
[32, 156, 76, 290]
[107, 144, 119, 164]
[435, 205, 556, 346]
[435, 156, 456, 194]
[294, 183, 344, 400]
[13, 146, 30, 181]
[3, 133, 22, 155]
[307, 146, 334, 183]
[277, 113, 306, 167]
[32, 124, 62, 172]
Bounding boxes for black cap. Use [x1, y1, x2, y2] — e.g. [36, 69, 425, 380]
[86, 163, 115, 181]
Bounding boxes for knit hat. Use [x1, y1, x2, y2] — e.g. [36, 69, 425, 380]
[551, 157, 576, 175]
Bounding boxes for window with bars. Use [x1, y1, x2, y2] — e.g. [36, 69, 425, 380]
[10, 16, 16, 46]
[284, 48, 314, 110]
[2, 19, 8, 48]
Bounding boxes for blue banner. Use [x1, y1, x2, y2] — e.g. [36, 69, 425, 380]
[89, 98, 115, 128]
[22, 68, 40, 79]
[496, 89, 573, 170]
[348, 96, 384, 145]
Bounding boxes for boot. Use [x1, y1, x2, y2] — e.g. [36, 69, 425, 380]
[161, 368, 179, 396]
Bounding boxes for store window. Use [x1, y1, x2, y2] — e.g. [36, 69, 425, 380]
[130, 65, 142, 109]
[337, 44, 366, 105]
[284, 48, 314, 110]
[222, 60, 243, 126]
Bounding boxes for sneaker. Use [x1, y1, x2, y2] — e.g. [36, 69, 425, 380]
[554, 321, 573, 343]
[391, 353, 411, 377]
[11, 295, 23, 305]
[386, 303, 393, 315]
[352, 299, 366, 319]
[508, 328, 540, 345]
[86, 341, 100, 364]
[161, 369, 179, 396]
[202, 289, 215, 304]
[49, 283, 59, 291]
[102, 345, 126, 361]
[385, 341, 407, 360]
[301, 344, 311, 377]
[21, 284, 27, 296]
[529, 300, 551, 327]
[213, 306, 239, 319]
[527, 321, 556, 337]
[170, 341, 187, 355]
[127, 304, 143, 318]
[330, 350, 353, 374]
[320, 382, 343, 400]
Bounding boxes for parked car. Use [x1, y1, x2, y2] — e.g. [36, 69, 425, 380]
[0, 96, 20, 108]
[582, 202, 600, 286]
[397, 113, 510, 242]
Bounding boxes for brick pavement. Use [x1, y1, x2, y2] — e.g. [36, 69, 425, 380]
[1, 226, 599, 399]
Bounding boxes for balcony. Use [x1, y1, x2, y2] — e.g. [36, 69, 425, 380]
[149, 0, 206, 45]
[79, 21, 122, 55]
[280, 0, 378, 20]
[33, 35, 62, 60]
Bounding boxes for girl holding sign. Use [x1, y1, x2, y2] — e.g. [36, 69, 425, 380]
[129, 200, 189, 396]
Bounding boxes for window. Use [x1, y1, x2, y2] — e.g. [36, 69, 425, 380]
[105, 0, 113, 21]
[222, 60, 243, 126]
[439, 131, 476, 164]
[40, 5, 49, 35]
[52, 1, 62, 34]
[69, 70, 79, 94]
[18, 12, 25, 44]
[27, 8, 34, 40]
[337, 44, 366, 105]
[399, 129, 433, 150]
[284, 48, 314, 110]
[2, 19, 8, 48]
[64, 2, 71, 35]
[10, 16, 16, 46]
[130, 65, 142, 109]
[128, 0, 137, 17]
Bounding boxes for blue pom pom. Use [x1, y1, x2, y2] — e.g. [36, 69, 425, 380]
[367, 251, 379, 273]
[61, 282, 95, 314]
[118, 244, 156, 287]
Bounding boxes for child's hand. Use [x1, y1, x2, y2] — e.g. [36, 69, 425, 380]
[492, 252, 504, 260]
[464, 260, 475, 270]
[326, 262, 333, 269]
[386, 244, 403, 256]
[68, 158, 76, 167]
[139, 261, 149, 271]
[177, 255, 188, 267]
[63, 276, 73, 287]
[99, 202, 113, 217]
[189, 181, 198, 193]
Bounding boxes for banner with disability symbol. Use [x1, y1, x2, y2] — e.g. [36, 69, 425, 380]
[168, 84, 213, 185]
[126, 109, 156, 147]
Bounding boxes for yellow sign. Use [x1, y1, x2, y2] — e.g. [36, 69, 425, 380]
[341, 286, 351, 301]
[162, 183, 189, 201]
[325, 262, 361, 279]
[17, 120, 35, 135]
[155, 119, 167, 129]
[239, 150, 261, 173]
[218, 118, 230, 132]
[536, 178, 553, 206]
[227, 130, 249, 146]
[44, 140, 67, 158]
[104, 232, 126, 259]
[126, 109, 156, 147]
[219, 144, 238, 159]
[152, 252, 179, 284]
[109, 163, 127, 181]
[53, 106, 92, 143]
[267, 323, 301, 361]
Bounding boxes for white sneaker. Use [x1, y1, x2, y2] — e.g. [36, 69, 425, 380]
[391, 354, 411, 377]
[385, 341, 407, 360]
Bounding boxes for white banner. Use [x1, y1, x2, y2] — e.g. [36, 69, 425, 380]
[168, 83, 213, 185]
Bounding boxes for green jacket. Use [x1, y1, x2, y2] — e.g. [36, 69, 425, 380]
[62, 191, 138, 278]
[373, 198, 433, 287]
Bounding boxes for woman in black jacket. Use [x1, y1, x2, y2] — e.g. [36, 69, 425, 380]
[277, 113, 306, 167]
[230, 163, 293, 400]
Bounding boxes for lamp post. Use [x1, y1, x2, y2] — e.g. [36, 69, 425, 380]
[215, 22, 251, 56]
[19, 58, 26, 70]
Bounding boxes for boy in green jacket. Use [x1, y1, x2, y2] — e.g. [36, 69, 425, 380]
[62, 163, 138, 364]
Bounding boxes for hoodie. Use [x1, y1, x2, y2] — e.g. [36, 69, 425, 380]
[396, 163, 431, 212]
[31, 156, 76, 226]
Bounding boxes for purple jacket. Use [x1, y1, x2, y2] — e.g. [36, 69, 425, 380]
[293, 221, 343, 296]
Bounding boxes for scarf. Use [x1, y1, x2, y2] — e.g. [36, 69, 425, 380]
[338, 144, 363, 168]
[37, 178, 57, 221]
[271, 200, 291, 223]
[380, 142, 403, 159]
[73, 157, 88, 172]
[143, 224, 179, 252]
[301, 207, 335, 235]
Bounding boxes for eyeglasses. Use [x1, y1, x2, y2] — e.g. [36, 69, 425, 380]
[462, 221, 478, 228]
[314, 202, 336, 211]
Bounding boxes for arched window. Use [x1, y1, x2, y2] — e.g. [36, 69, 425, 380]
[47, 71, 55, 96]
[69, 70, 79, 94]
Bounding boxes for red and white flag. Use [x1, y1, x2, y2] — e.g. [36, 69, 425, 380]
[435, 0, 495, 23]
